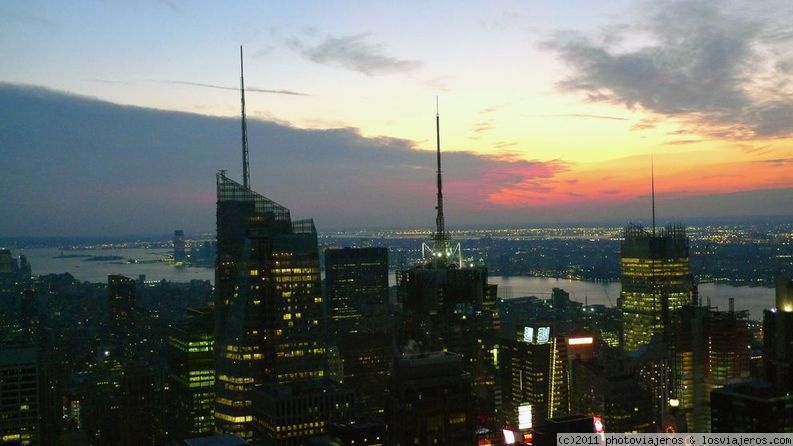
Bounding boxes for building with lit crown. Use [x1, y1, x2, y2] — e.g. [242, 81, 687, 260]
[620, 224, 691, 353]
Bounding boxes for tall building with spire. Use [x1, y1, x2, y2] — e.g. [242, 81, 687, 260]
[396, 102, 499, 426]
[213, 48, 326, 440]
[621, 167, 691, 353]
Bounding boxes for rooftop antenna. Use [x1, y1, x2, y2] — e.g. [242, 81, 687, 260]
[240, 45, 250, 189]
[434, 96, 447, 247]
[421, 97, 462, 266]
[651, 156, 656, 237]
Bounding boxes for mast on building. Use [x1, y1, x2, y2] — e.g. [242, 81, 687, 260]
[422, 98, 462, 267]
[240, 45, 251, 189]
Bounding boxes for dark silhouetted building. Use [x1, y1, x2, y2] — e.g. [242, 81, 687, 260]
[672, 302, 751, 431]
[325, 421, 385, 445]
[397, 264, 499, 422]
[336, 331, 392, 421]
[533, 414, 601, 446]
[108, 274, 137, 356]
[120, 363, 157, 445]
[251, 378, 354, 445]
[711, 381, 793, 432]
[325, 247, 389, 337]
[0, 347, 39, 446]
[570, 359, 653, 433]
[214, 173, 326, 439]
[387, 352, 472, 446]
[183, 434, 250, 445]
[764, 274, 793, 394]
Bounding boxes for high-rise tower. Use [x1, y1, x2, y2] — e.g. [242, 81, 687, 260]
[620, 224, 691, 353]
[396, 103, 499, 429]
[213, 49, 326, 440]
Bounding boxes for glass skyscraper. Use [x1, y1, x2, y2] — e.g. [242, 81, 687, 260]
[214, 172, 326, 439]
[620, 224, 692, 353]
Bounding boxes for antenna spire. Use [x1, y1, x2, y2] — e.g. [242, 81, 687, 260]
[240, 45, 251, 189]
[421, 97, 462, 267]
[434, 97, 448, 251]
[651, 156, 656, 236]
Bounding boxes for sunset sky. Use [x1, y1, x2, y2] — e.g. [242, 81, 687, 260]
[1, 0, 792, 235]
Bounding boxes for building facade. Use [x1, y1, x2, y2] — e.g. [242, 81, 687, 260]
[214, 173, 326, 439]
[168, 307, 215, 439]
[620, 224, 691, 353]
[324, 247, 389, 338]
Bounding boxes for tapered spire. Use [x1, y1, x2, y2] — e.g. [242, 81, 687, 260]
[420, 98, 462, 267]
[651, 156, 656, 237]
[435, 97, 446, 243]
[240, 45, 250, 189]
[433, 97, 451, 260]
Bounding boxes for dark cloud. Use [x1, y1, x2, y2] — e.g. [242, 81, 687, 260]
[3, 84, 788, 236]
[0, 84, 560, 236]
[542, 0, 793, 138]
[290, 33, 422, 76]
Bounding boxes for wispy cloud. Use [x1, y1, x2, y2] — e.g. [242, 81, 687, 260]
[159, 0, 181, 13]
[163, 80, 309, 96]
[423, 76, 452, 91]
[91, 78, 135, 86]
[528, 113, 628, 121]
[290, 33, 422, 76]
[664, 139, 702, 145]
[542, 0, 793, 139]
[0, 6, 57, 29]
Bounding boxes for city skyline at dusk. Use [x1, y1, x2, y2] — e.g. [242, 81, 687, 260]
[2, 0, 792, 236]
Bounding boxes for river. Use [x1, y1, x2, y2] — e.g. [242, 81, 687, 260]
[15, 247, 775, 320]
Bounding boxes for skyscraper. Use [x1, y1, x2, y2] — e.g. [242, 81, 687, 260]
[764, 273, 793, 393]
[672, 303, 750, 431]
[324, 247, 389, 337]
[620, 224, 691, 353]
[500, 325, 568, 431]
[213, 48, 326, 439]
[396, 103, 499, 425]
[108, 274, 137, 357]
[168, 307, 215, 439]
[214, 173, 326, 439]
[174, 229, 187, 262]
[0, 347, 39, 446]
[387, 352, 473, 446]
